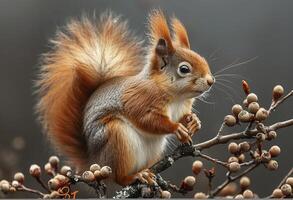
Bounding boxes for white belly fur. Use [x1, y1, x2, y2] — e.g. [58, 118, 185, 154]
[121, 98, 193, 173]
[122, 118, 167, 173]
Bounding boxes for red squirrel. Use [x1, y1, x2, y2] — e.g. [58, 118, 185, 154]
[36, 10, 214, 186]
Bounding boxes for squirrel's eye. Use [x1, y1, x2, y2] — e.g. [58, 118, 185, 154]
[177, 62, 192, 77]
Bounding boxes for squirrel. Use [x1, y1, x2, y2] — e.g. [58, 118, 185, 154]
[36, 10, 214, 186]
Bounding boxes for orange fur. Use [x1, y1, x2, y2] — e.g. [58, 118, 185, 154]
[36, 13, 143, 168]
[148, 10, 174, 53]
[171, 17, 190, 48]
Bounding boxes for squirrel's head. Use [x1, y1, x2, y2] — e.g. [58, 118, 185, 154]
[148, 10, 214, 99]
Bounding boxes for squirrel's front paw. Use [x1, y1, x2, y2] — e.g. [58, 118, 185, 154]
[135, 169, 157, 185]
[180, 113, 201, 137]
[175, 123, 192, 143]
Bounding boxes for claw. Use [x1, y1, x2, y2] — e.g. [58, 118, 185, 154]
[135, 169, 157, 185]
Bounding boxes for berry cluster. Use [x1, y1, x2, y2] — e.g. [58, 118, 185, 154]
[0, 156, 111, 198]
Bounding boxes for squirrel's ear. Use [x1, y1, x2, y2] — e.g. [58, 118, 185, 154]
[155, 38, 168, 57]
[171, 17, 190, 49]
[148, 9, 174, 54]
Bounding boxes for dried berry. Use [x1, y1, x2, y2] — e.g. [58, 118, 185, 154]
[232, 104, 243, 116]
[266, 160, 278, 171]
[50, 191, 60, 198]
[229, 162, 240, 172]
[60, 166, 72, 176]
[269, 145, 281, 157]
[13, 172, 24, 184]
[82, 171, 95, 182]
[44, 163, 53, 175]
[239, 142, 250, 152]
[224, 115, 237, 126]
[248, 102, 259, 114]
[90, 164, 101, 172]
[243, 99, 248, 107]
[256, 133, 266, 142]
[29, 164, 41, 177]
[272, 188, 283, 198]
[228, 142, 239, 154]
[94, 170, 102, 180]
[238, 154, 245, 163]
[281, 183, 292, 196]
[273, 85, 284, 101]
[11, 180, 20, 188]
[239, 176, 250, 189]
[218, 182, 237, 196]
[192, 160, 203, 175]
[48, 156, 59, 168]
[161, 190, 171, 198]
[286, 177, 293, 187]
[234, 194, 244, 199]
[0, 180, 10, 193]
[243, 189, 254, 198]
[48, 178, 59, 190]
[261, 151, 271, 163]
[255, 108, 268, 121]
[228, 156, 239, 163]
[183, 176, 196, 190]
[238, 110, 252, 122]
[267, 131, 277, 140]
[100, 166, 112, 179]
[194, 192, 207, 199]
[247, 93, 258, 104]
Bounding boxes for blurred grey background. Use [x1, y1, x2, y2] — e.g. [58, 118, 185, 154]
[0, 0, 292, 198]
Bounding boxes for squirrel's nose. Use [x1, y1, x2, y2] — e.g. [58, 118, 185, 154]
[206, 75, 215, 86]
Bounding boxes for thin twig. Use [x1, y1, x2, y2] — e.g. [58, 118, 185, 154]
[17, 185, 45, 198]
[269, 90, 293, 114]
[276, 167, 293, 189]
[210, 163, 259, 197]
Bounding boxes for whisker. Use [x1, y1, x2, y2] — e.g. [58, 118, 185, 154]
[215, 56, 258, 75]
[208, 48, 221, 60]
[215, 73, 249, 81]
[215, 85, 237, 104]
[215, 81, 243, 101]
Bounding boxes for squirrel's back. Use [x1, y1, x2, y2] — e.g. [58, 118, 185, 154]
[36, 13, 143, 168]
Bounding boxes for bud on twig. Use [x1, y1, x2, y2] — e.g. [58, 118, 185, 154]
[192, 160, 203, 175]
[267, 131, 277, 140]
[238, 110, 252, 122]
[82, 171, 95, 183]
[266, 160, 278, 171]
[286, 177, 293, 187]
[161, 190, 171, 198]
[29, 164, 41, 178]
[182, 176, 196, 190]
[239, 176, 250, 189]
[272, 188, 283, 198]
[243, 189, 254, 198]
[228, 142, 239, 154]
[229, 162, 240, 172]
[224, 115, 237, 126]
[13, 172, 24, 184]
[48, 156, 59, 169]
[255, 108, 268, 121]
[247, 93, 258, 104]
[281, 184, 292, 196]
[242, 80, 250, 95]
[90, 164, 101, 172]
[273, 85, 284, 101]
[100, 166, 112, 179]
[239, 142, 250, 152]
[194, 192, 207, 199]
[248, 102, 259, 114]
[60, 166, 72, 176]
[232, 104, 243, 117]
[269, 145, 281, 157]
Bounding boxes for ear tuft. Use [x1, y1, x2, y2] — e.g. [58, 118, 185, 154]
[148, 9, 174, 54]
[171, 17, 190, 49]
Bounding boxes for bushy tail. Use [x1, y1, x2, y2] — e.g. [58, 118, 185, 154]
[36, 13, 143, 168]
